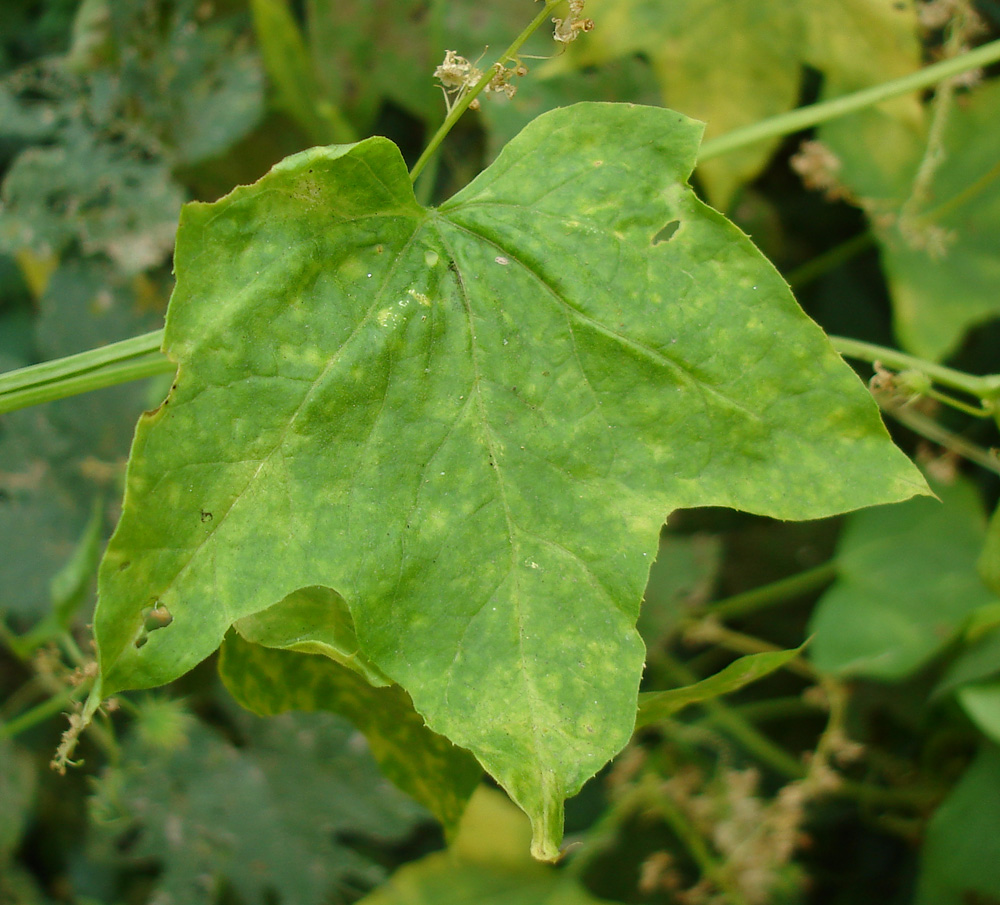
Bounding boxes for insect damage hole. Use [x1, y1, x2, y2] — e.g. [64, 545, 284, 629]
[652, 220, 681, 245]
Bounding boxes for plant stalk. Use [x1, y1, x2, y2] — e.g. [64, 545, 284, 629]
[702, 561, 838, 620]
[408, 0, 562, 183]
[831, 336, 1000, 401]
[0, 331, 172, 415]
[698, 38, 1000, 162]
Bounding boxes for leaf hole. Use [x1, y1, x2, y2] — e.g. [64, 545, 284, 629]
[652, 220, 681, 245]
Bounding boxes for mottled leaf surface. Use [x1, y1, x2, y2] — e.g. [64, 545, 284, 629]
[234, 585, 391, 686]
[219, 631, 482, 834]
[94, 103, 924, 857]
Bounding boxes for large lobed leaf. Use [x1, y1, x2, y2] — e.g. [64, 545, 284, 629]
[93, 103, 925, 857]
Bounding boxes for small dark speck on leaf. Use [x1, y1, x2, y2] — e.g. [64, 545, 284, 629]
[653, 220, 681, 245]
[200, 510, 213, 522]
[118, 560, 131, 572]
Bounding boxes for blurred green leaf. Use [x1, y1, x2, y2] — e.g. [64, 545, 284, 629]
[251, 0, 355, 144]
[956, 681, 1000, 746]
[559, 0, 921, 209]
[95, 0, 265, 165]
[218, 631, 482, 835]
[0, 121, 182, 272]
[89, 708, 427, 905]
[809, 477, 998, 679]
[636, 645, 805, 728]
[0, 258, 162, 626]
[915, 743, 1000, 905]
[0, 737, 36, 863]
[357, 786, 618, 905]
[979, 499, 1000, 596]
[827, 78, 1000, 360]
[638, 532, 721, 646]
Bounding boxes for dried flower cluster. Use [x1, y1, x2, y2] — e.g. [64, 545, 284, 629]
[553, 0, 594, 44]
[789, 140, 854, 203]
[433, 51, 529, 112]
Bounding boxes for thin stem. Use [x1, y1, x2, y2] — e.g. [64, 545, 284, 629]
[697, 38, 1000, 162]
[922, 385, 994, 419]
[0, 683, 86, 740]
[654, 783, 750, 905]
[0, 352, 174, 414]
[663, 655, 807, 780]
[0, 330, 164, 395]
[702, 561, 837, 620]
[785, 231, 874, 289]
[408, 0, 562, 183]
[883, 402, 1000, 477]
[831, 335, 1000, 401]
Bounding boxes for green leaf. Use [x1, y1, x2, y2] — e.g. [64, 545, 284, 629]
[636, 644, 806, 728]
[809, 477, 998, 680]
[218, 630, 482, 834]
[0, 737, 36, 864]
[915, 744, 1000, 905]
[979, 501, 1000, 597]
[356, 786, 616, 905]
[956, 681, 1000, 747]
[93, 103, 925, 859]
[826, 78, 1000, 360]
[89, 707, 426, 905]
[235, 585, 391, 686]
[250, 0, 355, 144]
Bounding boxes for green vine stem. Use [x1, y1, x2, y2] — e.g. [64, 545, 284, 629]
[784, 231, 875, 289]
[0, 331, 171, 415]
[831, 335, 1000, 401]
[700, 561, 838, 620]
[408, 0, 563, 183]
[697, 37, 1000, 162]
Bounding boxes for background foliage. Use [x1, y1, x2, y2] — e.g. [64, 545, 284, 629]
[2, 1, 1000, 903]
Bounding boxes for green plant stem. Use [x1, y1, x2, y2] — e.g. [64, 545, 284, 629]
[663, 655, 807, 779]
[882, 401, 1000, 476]
[831, 335, 1000, 400]
[702, 561, 837, 620]
[654, 782, 750, 905]
[785, 231, 874, 289]
[0, 331, 173, 415]
[0, 683, 85, 740]
[408, 0, 562, 183]
[698, 38, 1000, 162]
